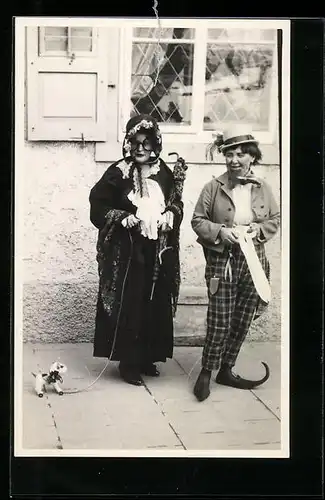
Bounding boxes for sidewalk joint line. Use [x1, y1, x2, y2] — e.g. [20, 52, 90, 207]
[142, 382, 186, 450]
[173, 358, 189, 377]
[45, 394, 63, 449]
[250, 391, 281, 422]
[167, 422, 186, 449]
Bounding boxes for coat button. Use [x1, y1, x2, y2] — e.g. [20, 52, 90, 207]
[261, 205, 264, 208]
[228, 208, 232, 211]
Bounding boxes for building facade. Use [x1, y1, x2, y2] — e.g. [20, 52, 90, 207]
[19, 20, 282, 343]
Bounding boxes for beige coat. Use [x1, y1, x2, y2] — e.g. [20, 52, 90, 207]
[191, 171, 280, 253]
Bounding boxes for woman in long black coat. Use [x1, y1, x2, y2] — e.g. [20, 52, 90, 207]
[89, 115, 184, 386]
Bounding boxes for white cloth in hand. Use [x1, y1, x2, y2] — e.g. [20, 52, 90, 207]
[234, 225, 271, 303]
[127, 179, 166, 240]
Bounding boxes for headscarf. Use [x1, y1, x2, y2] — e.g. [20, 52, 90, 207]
[122, 114, 162, 165]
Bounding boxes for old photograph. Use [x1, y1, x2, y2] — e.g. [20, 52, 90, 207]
[14, 17, 290, 457]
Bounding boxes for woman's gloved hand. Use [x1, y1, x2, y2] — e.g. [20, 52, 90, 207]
[158, 211, 174, 232]
[121, 214, 140, 229]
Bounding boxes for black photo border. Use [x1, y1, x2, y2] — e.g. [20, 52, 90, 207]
[5, 9, 324, 499]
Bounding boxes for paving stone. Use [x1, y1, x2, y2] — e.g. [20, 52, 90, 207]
[21, 393, 59, 450]
[20, 342, 284, 454]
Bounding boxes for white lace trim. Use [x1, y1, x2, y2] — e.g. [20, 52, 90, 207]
[116, 159, 160, 181]
[116, 160, 131, 179]
[143, 161, 160, 178]
[128, 119, 155, 136]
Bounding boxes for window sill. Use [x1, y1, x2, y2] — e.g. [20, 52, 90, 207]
[95, 138, 280, 165]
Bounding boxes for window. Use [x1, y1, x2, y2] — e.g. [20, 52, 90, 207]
[204, 28, 276, 132]
[39, 27, 98, 57]
[120, 23, 278, 143]
[130, 28, 194, 128]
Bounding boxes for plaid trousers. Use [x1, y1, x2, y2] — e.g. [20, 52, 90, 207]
[202, 243, 270, 371]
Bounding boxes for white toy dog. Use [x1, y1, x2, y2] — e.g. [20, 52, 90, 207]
[32, 361, 67, 397]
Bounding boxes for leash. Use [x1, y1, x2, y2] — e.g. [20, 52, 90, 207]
[63, 231, 134, 395]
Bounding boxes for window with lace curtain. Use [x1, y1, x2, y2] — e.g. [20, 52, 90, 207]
[130, 28, 195, 127]
[121, 25, 278, 142]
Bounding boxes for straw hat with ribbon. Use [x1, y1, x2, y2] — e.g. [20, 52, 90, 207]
[206, 124, 259, 160]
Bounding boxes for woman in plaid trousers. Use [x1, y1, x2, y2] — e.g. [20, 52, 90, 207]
[191, 125, 280, 402]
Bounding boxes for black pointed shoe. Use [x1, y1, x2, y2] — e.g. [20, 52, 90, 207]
[193, 369, 211, 402]
[119, 363, 143, 386]
[215, 362, 270, 390]
[141, 363, 160, 377]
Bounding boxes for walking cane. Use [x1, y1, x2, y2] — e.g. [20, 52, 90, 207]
[149, 152, 188, 301]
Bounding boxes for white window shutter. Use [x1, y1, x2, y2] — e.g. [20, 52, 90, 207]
[26, 26, 109, 141]
[94, 27, 121, 161]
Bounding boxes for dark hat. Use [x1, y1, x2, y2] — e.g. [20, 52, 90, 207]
[123, 114, 162, 162]
[125, 114, 159, 133]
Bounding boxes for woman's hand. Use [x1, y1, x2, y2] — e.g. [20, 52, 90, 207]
[246, 222, 260, 239]
[219, 226, 239, 245]
[121, 214, 140, 229]
[159, 211, 174, 232]
[160, 223, 171, 232]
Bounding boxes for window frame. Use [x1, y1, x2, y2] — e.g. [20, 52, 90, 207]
[118, 20, 278, 145]
[38, 26, 99, 58]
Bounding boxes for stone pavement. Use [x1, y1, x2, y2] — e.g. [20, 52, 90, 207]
[18, 341, 287, 456]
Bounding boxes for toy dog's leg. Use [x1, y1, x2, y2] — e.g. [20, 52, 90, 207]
[35, 374, 45, 397]
[53, 381, 64, 396]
